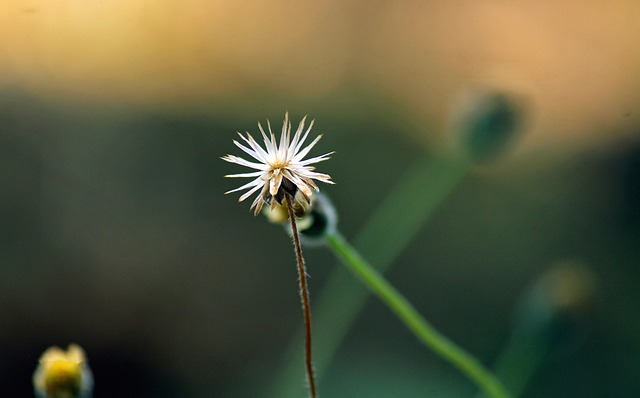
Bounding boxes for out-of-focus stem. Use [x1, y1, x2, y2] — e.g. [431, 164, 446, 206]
[327, 232, 511, 398]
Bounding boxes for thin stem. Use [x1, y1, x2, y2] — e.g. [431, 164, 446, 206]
[475, 302, 553, 398]
[285, 194, 317, 398]
[479, 326, 549, 398]
[327, 232, 511, 398]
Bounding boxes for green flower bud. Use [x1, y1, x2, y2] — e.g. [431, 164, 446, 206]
[515, 260, 597, 331]
[297, 192, 337, 245]
[264, 192, 337, 245]
[454, 90, 526, 162]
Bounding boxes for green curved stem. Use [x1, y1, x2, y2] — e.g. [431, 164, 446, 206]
[327, 232, 511, 398]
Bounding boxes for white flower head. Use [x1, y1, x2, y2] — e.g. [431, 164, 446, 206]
[223, 112, 334, 215]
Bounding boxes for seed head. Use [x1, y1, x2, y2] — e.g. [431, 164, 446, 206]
[223, 113, 334, 215]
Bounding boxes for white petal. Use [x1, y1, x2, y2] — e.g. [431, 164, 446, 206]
[292, 118, 314, 157]
[293, 134, 323, 162]
[294, 166, 333, 183]
[282, 169, 314, 198]
[258, 122, 275, 155]
[246, 134, 271, 162]
[267, 119, 278, 164]
[251, 183, 270, 215]
[267, 119, 278, 156]
[304, 171, 334, 183]
[221, 155, 268, 170]
[239, 182, 265, 202]
[251, 196, 266, 215]
[261, 119, 278, 157]
[237, 133, 269, 163]
[297, 151, 334, 165]
[269, 172, 283, 196]
[224, 171, 264, 178]
[232, 139, 262, 162]
[288, 115, 308, 159]
[225, 178, 263, 195]
[278, 112, 290, 160]
[296, 181, 314, 198]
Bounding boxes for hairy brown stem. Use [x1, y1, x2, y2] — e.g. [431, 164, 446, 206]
[285, 194, 317, 398]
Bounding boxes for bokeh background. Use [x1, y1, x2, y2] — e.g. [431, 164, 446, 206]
[2, 1, 640, 397]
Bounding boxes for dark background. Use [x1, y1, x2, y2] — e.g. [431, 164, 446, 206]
[2, 2, 640, 397]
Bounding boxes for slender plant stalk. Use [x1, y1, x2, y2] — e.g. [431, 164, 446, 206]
[285, 194, 318, 398]
[327, 232, 511, 398]
[474, 300, 553, 398]
[477, 326, 549, 398]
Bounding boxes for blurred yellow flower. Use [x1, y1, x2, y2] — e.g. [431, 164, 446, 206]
[33, 344, 93, 398]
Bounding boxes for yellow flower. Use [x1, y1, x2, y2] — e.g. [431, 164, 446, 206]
[33, 344, 93, 398]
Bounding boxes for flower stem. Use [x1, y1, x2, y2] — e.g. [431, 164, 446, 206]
[285, 194, 317, 398]
[326, 231, 511, 398]
[477, 323, 550, 398]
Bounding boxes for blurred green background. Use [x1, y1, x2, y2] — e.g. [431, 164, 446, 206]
[1, 1, 640, 397]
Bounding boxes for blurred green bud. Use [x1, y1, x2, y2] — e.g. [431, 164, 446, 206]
[516, 260, 597, 330]
[533, 260, 597, 316]
[263, 192, 337, 245]
[33, 344, 93, 398]
[453, 89, 526, 162]
[297, 192, 337, 245]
